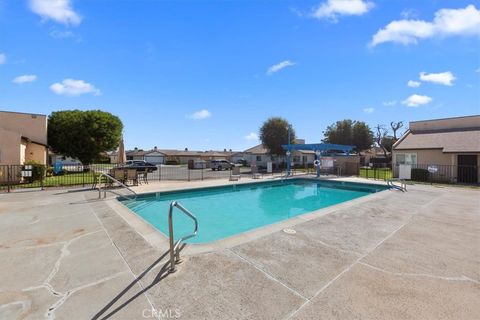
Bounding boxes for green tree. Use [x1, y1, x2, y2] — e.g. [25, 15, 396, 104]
[48, 110, 123, 164]
[259, 117, 296, 166]
[323, 119, 373, 153]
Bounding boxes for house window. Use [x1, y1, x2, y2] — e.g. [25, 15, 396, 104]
[256, 156, 262, 161]
[293, 156, 300, 162]
[396, 153, 417, 165]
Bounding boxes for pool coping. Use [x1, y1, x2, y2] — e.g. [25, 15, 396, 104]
[104, 176, 396, 255]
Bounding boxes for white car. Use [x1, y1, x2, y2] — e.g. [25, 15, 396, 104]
[211, 159, 234, 171]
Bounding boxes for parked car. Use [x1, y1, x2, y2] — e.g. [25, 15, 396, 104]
[211, 159, 234, 171]
[188, 159, 207, 169]
[120, 160, 158, 172]
[235, 159, 247, 166]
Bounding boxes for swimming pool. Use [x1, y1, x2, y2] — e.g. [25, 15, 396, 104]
[121, 179, 387, 244]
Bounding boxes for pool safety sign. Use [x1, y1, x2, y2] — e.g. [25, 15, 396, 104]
[321, 157, 334, 168]
[428, 165, 438, 173]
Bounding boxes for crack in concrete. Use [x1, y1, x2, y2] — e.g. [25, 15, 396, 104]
[228, 249, 310, 302]
[284, 191, 445, 320]
[21, 229, 108, 319]
[44, 271, 129, 320]
[44, 230, 104, 292]
[86, 195, 161, 320]
[311, 237, 363, 257]
[358, 262, 480, 284]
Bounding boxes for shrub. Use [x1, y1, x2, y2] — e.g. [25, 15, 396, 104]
[24, 160, 46, 182]
[411, 168, 429, 181]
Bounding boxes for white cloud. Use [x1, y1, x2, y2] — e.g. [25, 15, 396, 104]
[244, 132, 259, 141]
[383, 100, 397, 106]
[187, 109, 211, 120]
[402, 94, 432, 107]
[29, 0, 81, 26]
[400, 9, 419, 19]
[419, 71, 456, 86]
[50, 79, 100, 96]
[363, 107, 374, 114]
[0, 53, 6, 65]
[370, 5, 480, 46]
[266, 60, 296, 75]
[407, 80, 421, 88]
[13, 74, 37, 84]
[49, 29, 82, 42]
[313, 0, 374, 21]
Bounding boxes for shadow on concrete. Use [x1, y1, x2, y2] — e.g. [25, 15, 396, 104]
[93, 244, 186, 320]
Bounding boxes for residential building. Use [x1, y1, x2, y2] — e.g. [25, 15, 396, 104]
[126, 148, 149, 161]
[114, 147, 237, 165]
[0, 110, 48, 165]
[160, 149, 237, 165]
[392, 115, 480, 183]
[361, 146, 390, 166]
[242, 142, 314, 168]
[144, 147, 167, 164]
[243, 141, 360, 172]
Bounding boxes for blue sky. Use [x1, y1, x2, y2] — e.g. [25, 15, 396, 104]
[0, 0, 479, 151]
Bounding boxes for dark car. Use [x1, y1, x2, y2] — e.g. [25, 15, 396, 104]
[120, 160, 158, 172]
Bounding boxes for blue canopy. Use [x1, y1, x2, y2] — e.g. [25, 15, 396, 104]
[282, 143, 355, 152]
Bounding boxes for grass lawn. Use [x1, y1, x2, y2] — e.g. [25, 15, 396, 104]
[42, 172, 101, 187]
[7, 172, 107, 189]
[359, 167, 393, 180]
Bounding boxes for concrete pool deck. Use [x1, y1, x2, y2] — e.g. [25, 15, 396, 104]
[0, 177, 479, 319]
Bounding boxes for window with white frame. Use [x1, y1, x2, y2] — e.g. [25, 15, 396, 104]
[395, 153, 417, 165]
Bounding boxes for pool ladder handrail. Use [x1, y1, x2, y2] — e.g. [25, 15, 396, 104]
[387, 179, 407, 192]
[168, 201, 198, 273]
[96, 172, 137, 200]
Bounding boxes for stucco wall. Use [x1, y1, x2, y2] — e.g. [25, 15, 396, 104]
[25, 142, 47, 164]
[0, 128, 21, 164]
[392, 149, 454, 165]
[392, 149, 480, 182]
[0, 111, 47, 145]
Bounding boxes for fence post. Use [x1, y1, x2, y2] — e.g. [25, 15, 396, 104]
[41, 165, 45, 190]
[188, 168, 190, 182]
[7, 166, 11, 193]
[159, 165, 162, 181]
[201, 168, 204, 181]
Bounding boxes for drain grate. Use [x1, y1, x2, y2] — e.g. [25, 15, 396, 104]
[283, 228, 296, 235]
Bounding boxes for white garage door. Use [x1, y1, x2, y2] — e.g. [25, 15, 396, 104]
[145, 155, 165, 164]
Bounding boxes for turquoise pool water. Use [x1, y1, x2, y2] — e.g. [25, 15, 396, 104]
[121, 179, 387, 244]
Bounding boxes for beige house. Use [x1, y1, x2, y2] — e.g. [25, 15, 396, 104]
[0, 111, 48, 165]
[393, 115, 480, 183]
[243, 141, 360, 170]
[117, 147, 237, 165]
[160, 149, 236, 165]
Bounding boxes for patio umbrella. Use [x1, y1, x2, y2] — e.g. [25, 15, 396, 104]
[117, 136, 127, 164]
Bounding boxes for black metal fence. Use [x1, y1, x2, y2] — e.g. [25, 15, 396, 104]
[393, 163, 479, 185]
[2, 162, 477, 192]
[0, 164, 258, 192]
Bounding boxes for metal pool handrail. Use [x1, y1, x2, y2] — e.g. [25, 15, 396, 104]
[97, 172, 137, 200]
[168, 201, 198, 273]
[387, 179, 407, 192]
